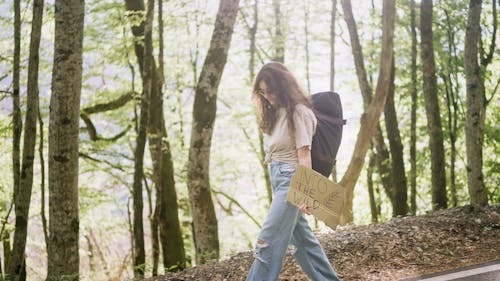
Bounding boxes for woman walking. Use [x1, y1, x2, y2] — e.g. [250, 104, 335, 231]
[246, 62, 341, 281]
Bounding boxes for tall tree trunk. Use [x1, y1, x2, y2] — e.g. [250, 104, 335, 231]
[142, 0, 156, 276]
[464, 0, 488, 206]
[39, 111, 49, 250]
[47, 0, 84, 279]
[8, 0, 44, 279]
[330, 0, 337, 93]
[384, 59, 408, 217]
[339, 0, 396, 223]
[124, 0, 187, 272]
[9, 0, 22, 277]
[420, 0, 447, 210]
[273, 0, 284, 62]
[441, 9, 460, 207]
[303, 0, 311, 94]
[330, 0, 338, 181]
[409, 0, 418, 215]
[443, 72, 458, 207]
[12, 0, 22, 200]
[341, 0, 372, 108]
[245, 0, 272, 204]
[187, 0, 239, 265]
[341, 0, 393, 206]
[131, 0, 155, 276]
[340, 0, 396, 223]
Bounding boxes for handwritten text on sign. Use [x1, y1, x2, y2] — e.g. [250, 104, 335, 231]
[286, 165, 345, 229]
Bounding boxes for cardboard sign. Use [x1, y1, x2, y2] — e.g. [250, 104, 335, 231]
[286, 165, 345, 229]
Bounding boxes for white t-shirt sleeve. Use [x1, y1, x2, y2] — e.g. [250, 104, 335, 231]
[293, 104, 317, 149]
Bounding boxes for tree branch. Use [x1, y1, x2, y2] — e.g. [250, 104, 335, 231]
[212, 188, 262, 228]
[79, 152, 126, 172]
[481, 0, 497, 66]
[81, 91, 137, 114]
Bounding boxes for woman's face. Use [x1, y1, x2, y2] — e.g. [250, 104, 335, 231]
[258, 80, 277, 106]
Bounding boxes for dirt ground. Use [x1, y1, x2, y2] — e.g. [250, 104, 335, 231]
[146, 204, 499, 281]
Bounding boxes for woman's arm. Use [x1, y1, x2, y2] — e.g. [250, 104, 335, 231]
[297, 146, 312, 168]
[297, 146, 312, 214]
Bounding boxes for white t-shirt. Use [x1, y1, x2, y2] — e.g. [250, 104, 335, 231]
[264, 103, 317, 164]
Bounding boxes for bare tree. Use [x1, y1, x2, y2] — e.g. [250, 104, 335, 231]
[187, 0, 240, 264]
[47, 0, 85, 279]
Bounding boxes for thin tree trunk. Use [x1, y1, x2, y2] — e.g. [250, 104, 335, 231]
[420, 0, 447, 210]
[85, 234, 96, 275]
[146, 177, 159, 276]
[151, 11, 165, 260]
[90, 230, 110, 278]
[187, 0, 239, 264]
[464, 0, 488, 206]
[341, 0, 396, 222]
[339, 0, 396, 223]
[373, 129, 394, 204]
[303, 0, 311, 94]
[330, 0, 337, 93]
[341, 0, 372, 108]
[384, 58, 408, 217]
[38, 111, 49, 251]
[9, 0, 22, 278]
[145, 0, 160, 276]
[131, 89, 147, 278]
[1, 201, 13, 278]
[2, 230, 12, 280]
[367, 152, 378, 223]
[245, 0, 272, 204]
[273, 0, 284, 63]
[131, 0, 155, 276]
[8, 0, 44, 279]
[330, 0, 338, 181]
[409, 0, 418, 215]
[443, 71, 458, 207]
[47, 0, 84, 279]
[125, 0, 187, 271]
[441, 9, 460, 207]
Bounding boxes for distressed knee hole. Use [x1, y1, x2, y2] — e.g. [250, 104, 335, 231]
[257, 239, 267, 246]
[253, 239, 269, 265]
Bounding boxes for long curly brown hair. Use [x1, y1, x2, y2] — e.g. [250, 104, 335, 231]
[252, 62, 311, 135]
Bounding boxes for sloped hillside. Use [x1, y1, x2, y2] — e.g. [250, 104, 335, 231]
[147, 204, 499, 281]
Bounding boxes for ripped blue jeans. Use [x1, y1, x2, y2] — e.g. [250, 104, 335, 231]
[246, 160, 341, 281]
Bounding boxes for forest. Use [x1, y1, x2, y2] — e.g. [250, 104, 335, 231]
[0, 0, 498, 280]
